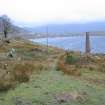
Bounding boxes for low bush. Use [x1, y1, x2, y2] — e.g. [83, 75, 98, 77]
[12, 63, 35, 82]
[0, 62, 46, 91]
[58, 62, 81, 76]
[99, 63, 105, 73]
[0, 72, 16, 91]
[65, 51, 80, 64]
[57, 54, 81, 76]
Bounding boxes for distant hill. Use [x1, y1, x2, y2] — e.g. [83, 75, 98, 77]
[10, 25, 28, 33]
[1, 17, 105, 38]
[25, 21, 105, 33]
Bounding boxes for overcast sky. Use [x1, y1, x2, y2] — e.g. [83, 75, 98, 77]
[0, 0, 105, 27]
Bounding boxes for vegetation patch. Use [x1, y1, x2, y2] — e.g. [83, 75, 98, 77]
[0, 71, 16, 91]
[12, 63, 35, 82]
[57, 51, 105, 76]
[57, 51, 81, 76]
[0, 38, 62, 91]
[65, 51, 80, 64]
[54, 91, 88, 104]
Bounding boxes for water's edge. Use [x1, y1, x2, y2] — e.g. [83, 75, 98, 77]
[30, 36, 105, 54]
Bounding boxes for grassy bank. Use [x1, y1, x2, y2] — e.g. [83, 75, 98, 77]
[0, 66, 105, 105]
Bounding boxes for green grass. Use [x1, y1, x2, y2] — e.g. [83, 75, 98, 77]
[0, 67, 105, 105]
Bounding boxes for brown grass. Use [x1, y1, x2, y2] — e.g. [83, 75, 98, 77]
[0, 62, 36, 90]
[12, 63, 35, 82]
[0, 60, 51, 91]
[57, 51, 105, 76]
[0, 70, 16, 91]
[0, 37, 63, 91]
[58, 62, 81, 76]
[57, 54, 81, 76]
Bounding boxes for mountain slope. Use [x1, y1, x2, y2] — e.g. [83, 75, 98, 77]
[25, 21, 105, 33]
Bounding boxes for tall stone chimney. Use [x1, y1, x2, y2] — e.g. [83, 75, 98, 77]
[85, 32, 91, 53]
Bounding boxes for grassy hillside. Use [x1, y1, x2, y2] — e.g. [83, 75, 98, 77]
[0, 38, 105, 105]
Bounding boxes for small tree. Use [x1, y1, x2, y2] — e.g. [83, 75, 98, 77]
[0, 15, 11, 39]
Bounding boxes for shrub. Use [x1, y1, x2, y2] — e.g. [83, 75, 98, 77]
[65, 54, 79, 64]
[0, 62, 42, 91]
[58, 62, 81, 76]
[0, 72, 16, 91]
[99, 64, 105, 73]
[0, 80, 13, 91]
[57, 54, 81, 76]
[12, 63, 35, 82]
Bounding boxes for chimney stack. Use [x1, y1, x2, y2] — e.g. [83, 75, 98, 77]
[85, 32, 91, 53]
